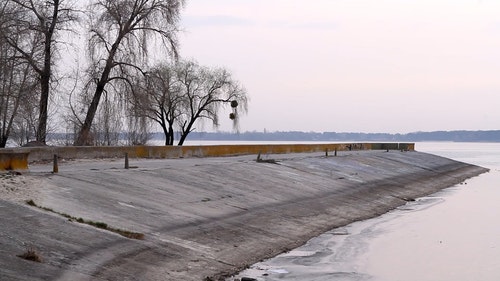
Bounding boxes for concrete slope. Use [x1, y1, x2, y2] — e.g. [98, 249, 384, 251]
[0, 150, 488, 281]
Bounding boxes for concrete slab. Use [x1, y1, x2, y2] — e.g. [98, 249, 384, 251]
[0, 150, 488, 280]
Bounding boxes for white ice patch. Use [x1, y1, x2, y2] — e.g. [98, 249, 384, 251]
[268, 268, 289, 274]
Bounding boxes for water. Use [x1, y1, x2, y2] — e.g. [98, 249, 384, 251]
[230, 142, 500, 281]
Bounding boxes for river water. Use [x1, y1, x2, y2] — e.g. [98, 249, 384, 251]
[230, 142, 500, 281]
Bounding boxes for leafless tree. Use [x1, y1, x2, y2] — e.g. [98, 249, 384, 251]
[133, 61, 248, 145]
[1, 0, 78, 144]
[175, 60, 248, 146]
[91, 95, 122, 146]
[10, 91, 38, 146]
[0, 2, 37, 147]
[132, 63, 182, 145]
[126, 112, 152, 145]
[74, 0, 184, 146]
[0, 52, 24, 147]
[133, 60, 248, 146]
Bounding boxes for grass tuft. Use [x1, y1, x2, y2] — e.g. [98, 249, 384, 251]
[60, 213, 72, 219]
[87, 221, 108, 229]
[26, 199, 36, 206]
[114, 230, 145, 240]
[25, 200, 144, 240]
[18, 248, 42, 263]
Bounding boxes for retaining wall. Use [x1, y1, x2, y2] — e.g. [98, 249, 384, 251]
[0, 142, 414, 170]
[0, 152, 29, 170]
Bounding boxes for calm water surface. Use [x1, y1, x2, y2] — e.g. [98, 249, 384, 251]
[231, 142, 500, 281]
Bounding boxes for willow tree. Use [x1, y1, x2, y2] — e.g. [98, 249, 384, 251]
[1, 0, 78, 144]
[74, 0, 184, 146]
[132, 60, 248, 146]
[0, 3, 37, 147]
[175, 60, 248, 146]
[132, 63, 181, 145]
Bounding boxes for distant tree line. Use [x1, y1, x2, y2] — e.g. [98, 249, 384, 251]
[0, 0, 248, 147]
[179, 130, 500, 143]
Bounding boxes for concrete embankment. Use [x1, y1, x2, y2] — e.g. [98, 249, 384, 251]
[0, 149, 487, 281]
[0, 142, 414, 169]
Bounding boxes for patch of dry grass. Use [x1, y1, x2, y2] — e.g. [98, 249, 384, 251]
[26, 199, 145, 240]
[18, 247, 42, 263]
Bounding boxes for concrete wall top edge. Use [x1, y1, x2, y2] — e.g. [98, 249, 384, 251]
[0, 142, 415, 164]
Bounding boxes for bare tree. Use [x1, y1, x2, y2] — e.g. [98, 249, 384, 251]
[126, 112, 152, 145]
[74, 0, 184, 146]
[0, 2, 37, 147]
[176, 60, 248, 145]
[133, 60, 248, 146]
[132, 63, 182, 145]
[11, 90, 38, 146]
[1, 0, 78, 144]
[91, 95, 122, 146]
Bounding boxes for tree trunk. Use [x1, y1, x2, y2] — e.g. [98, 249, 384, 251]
[161, 122, 175, 146]
[74, 82, 106, 146]
[0, 137, 7, 148]
[177, 120, 195, 146]
[167, 121, 174, 145]
[160, 122, 171, 146]
[36, 71, 49, 143]
[74, 40, 121, 146]
[36, 0, 59, 144]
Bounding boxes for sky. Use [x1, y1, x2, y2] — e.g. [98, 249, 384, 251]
[178, 0, 500, 134]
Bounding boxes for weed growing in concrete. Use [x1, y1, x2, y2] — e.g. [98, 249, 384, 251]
[60, 213, 72, 219]
[256, 152, 278, 164]
[25, 200, 144, 240]
[18, 247, 42, 263]
[87, 221, 108, 229]
[26, 199, 36, 206]
[42, 206, 54, 212]
[256, 158, 277, 164]
[112, 229, 145, 240]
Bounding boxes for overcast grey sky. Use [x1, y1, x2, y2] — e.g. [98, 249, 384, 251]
[178, 0, 500, 133]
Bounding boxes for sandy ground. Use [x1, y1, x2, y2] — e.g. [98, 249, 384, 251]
[0, 151, 488, 281]
[0, 171, 43, 204]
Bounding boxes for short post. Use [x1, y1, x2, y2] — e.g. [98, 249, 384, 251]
[124, 153, 129, 169]
[53, 154, 58, 173]
[325, 148, 329, 157]
[334, 148, 337, 156]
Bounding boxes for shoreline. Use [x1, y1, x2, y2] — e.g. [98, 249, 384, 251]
[0, 150, 488, 280]
[233, 142, 500, 280]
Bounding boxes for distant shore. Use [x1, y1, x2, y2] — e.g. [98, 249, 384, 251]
[25, 129, 500, 148]
[176, 130, 500, 143]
